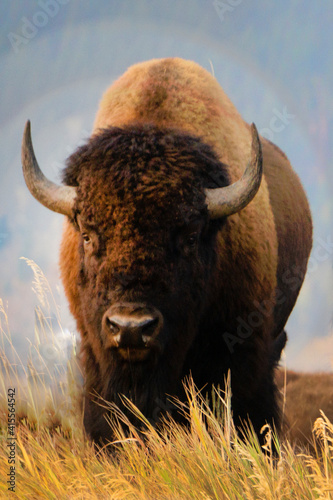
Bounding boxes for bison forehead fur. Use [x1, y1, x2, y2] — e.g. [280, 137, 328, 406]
[23, 57, 312, 446]
[64, 124, 229, 229]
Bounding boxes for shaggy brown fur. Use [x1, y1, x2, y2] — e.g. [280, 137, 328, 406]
[57, 58, 312, 444]
[276, 370, 333, 449]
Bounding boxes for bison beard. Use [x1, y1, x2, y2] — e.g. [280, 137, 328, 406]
[21, 58, 312, 450]
[84, 349, 182, 442]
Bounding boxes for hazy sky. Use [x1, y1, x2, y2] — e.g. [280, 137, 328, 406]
[0, 1, 332, 372]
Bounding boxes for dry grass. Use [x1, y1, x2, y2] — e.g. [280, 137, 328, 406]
[1, 262, 333, 499]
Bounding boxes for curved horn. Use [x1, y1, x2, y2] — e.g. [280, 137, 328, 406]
[205, 123, 263, 219]
[21, 120, 76, 217]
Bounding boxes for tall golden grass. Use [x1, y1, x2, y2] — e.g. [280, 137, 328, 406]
[0, 261, 333, 499]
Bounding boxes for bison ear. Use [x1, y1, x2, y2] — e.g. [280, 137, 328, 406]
[204, 123, 263, 219]
[21, 120, 77, 217]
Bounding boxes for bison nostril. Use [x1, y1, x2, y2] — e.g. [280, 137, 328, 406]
[141, 317, 159, 338]
[106, 317, 120, 335]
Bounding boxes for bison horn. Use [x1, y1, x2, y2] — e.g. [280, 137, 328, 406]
[21, 120, 76, 217]
[205, 123, 263, 219]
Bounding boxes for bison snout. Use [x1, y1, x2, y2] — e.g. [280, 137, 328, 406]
[102, 303, 163, 359]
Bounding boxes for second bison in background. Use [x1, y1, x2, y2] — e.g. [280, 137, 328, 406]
[276, 370, 333, 449]
[22, 58, 312, 444]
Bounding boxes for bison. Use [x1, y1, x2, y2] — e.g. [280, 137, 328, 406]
[21, 58, 312, 444]
[276, 370, 333, 450]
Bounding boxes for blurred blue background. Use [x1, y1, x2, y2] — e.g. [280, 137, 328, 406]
[0, 0, 332, 371]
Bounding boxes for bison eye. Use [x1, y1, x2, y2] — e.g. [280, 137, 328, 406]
[181, 232, 199, 257]
[187, 234, 197, 247]
[82, 233, 91, 244]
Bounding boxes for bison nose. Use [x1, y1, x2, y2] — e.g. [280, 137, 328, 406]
[103, 304, 163, 350]
[106, 316, 159, 348]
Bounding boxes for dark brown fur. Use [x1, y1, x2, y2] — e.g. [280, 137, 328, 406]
[57, 59, 312, 444]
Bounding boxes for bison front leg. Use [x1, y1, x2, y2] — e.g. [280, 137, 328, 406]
[232, 372, 282, 448]
[231, 335, 286, 449]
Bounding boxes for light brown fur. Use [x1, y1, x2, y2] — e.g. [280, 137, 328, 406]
[276, 370, 333, 449]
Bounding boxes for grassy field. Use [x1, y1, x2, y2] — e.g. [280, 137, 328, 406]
[1, 263, 333, 499]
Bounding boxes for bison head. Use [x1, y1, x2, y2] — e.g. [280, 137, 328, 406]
[22, 121, 262, 435]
